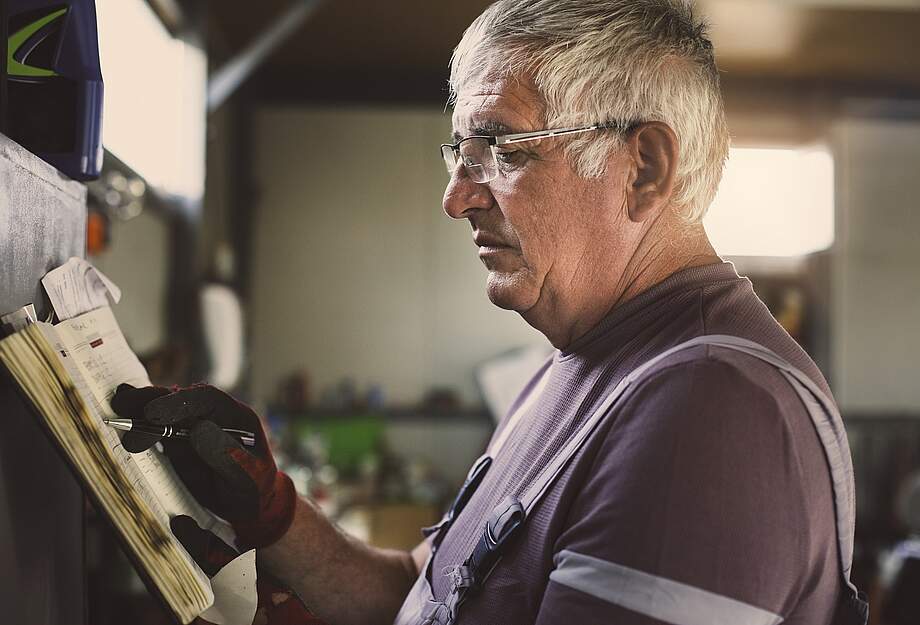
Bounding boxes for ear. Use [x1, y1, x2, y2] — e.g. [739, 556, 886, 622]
[624, 122, 679, 224]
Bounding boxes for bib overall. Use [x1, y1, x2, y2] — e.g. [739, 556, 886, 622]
[393, 336, 868, 625]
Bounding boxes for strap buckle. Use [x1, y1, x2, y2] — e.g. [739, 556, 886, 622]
[445, 565, 475, 590]
[486, 497, 525, 550]
[457, 496, 526, 594]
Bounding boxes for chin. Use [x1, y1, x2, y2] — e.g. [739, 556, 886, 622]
[485, 270, 540, 312]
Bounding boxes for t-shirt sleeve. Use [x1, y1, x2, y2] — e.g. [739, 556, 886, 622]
[534, 357, 809, 625]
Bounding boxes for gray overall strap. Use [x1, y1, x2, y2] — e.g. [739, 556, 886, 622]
[432, 335, 862, 625]
[435, 335, 725, 623]
[687, 335, 858, 595]
[517, 334, 736, 515]
[521, 335, 858, 590]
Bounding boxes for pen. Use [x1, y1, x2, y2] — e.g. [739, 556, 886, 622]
[102, 418, 257, 448]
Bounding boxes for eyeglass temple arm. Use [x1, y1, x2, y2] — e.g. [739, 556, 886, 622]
[498, 121, 633, 146]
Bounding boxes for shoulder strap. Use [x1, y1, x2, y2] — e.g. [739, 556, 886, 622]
[438, 335, 865, 625]
[518, 334, 737, 515]
[686, 337, 867, 624]
[443, 335, 726, 612]
[685, 336, 857, 588]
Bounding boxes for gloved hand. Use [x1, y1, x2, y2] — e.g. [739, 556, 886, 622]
[111, 383, 296, 550]
[170, 515, 327, 625]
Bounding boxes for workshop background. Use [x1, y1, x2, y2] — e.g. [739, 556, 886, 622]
[60, 0, 920, 623]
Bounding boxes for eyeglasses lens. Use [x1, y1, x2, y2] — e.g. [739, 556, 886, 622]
[442, 138, 496, 183]
[441, 145, 458, 173]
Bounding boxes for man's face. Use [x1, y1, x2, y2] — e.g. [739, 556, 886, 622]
[444, 71, 633, 317]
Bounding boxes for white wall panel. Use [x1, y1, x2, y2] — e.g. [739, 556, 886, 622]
[250, 107, 545, 408]
[831, 117, 920, 412]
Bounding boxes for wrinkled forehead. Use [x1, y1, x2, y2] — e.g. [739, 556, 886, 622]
[450, 69, 545, 141]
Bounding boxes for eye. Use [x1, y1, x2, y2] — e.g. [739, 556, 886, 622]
[494, 149, 522, 164]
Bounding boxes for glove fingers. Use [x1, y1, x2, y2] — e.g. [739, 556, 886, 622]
[111, 383, 170, 420]
[144, 385, 271, 459]
[121, 429, 162, 453]
[163, 438, 258, 523]
[189, 421, 260, 518]
[162, 438, 225, 514]
[144, 385, 244, 426]
[170, 515, 238, 577]
[112, 383, 171, 452]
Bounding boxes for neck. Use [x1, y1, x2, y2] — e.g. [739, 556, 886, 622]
[524, 214, 720, 349]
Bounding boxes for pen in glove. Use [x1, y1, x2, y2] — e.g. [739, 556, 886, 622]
[102, 418, 257, 448]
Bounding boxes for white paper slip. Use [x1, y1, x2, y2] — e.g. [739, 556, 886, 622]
[200, 550, 259, 625]
[41, 257, 122, 321]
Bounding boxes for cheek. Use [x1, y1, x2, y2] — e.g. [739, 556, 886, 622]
[493, 183, 563, 268]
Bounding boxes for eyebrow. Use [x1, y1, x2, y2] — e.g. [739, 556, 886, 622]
[451, 120, 516, 143]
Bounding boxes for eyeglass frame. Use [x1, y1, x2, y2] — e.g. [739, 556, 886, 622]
[439, 120, 637, 182]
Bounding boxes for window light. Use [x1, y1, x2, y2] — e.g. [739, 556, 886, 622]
[96, 0, 206, 199]
[704, 146, 835, 257]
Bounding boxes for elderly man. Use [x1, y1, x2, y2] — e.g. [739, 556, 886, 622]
[114, 1, 867, 624]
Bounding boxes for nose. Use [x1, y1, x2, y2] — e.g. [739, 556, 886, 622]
[442, 163, 494, 220]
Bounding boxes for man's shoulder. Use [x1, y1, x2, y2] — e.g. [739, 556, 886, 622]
[635, 339, 799, 401]
[697, 274, 835, 398]
[637, 336, 795, 391]
[612, 325, 833, 428]
[619, 344, 793, 428]
[547, 336, 840, 623]
[590, 339, 826, 471]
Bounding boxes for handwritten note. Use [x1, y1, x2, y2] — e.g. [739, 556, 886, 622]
[41, 257, 122, 321]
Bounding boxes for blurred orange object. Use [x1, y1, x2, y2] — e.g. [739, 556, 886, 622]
[86, 211, 108, 255]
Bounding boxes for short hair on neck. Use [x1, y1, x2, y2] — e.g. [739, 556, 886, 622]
[449, 0, 730, 223]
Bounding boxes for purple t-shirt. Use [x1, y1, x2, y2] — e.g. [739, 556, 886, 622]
[427, 262, 842, 625]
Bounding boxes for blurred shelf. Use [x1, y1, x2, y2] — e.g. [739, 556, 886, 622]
[270, 407, 493, 422]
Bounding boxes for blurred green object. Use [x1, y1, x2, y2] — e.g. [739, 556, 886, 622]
[295, 414, 384, 474]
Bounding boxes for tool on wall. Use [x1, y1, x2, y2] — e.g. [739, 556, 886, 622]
[3, 0, 103, 180]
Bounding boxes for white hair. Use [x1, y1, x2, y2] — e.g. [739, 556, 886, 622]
[449, 0, 730, 223]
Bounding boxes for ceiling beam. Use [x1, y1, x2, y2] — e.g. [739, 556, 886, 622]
[144, 0, 187, 35]
[208, 0, 325, 112]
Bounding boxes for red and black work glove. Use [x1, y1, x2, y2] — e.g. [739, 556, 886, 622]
[111, 383, 297, 550]
[170, 515, 327, 625]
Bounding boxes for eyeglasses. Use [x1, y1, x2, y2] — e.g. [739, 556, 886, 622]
[440, 121, 634, 183]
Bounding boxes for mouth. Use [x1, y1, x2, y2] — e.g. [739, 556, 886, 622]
[477, 246, 511, 260]
[474, 235, 514, 261]
[472, 230, 520, 267]
[473, 232, 513, 250]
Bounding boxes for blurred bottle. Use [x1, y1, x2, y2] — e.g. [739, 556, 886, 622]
[277, 368, 311, 413]
[365, 383, 385, 411]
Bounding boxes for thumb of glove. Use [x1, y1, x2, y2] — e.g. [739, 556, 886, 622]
[169, 515, 238, 578]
